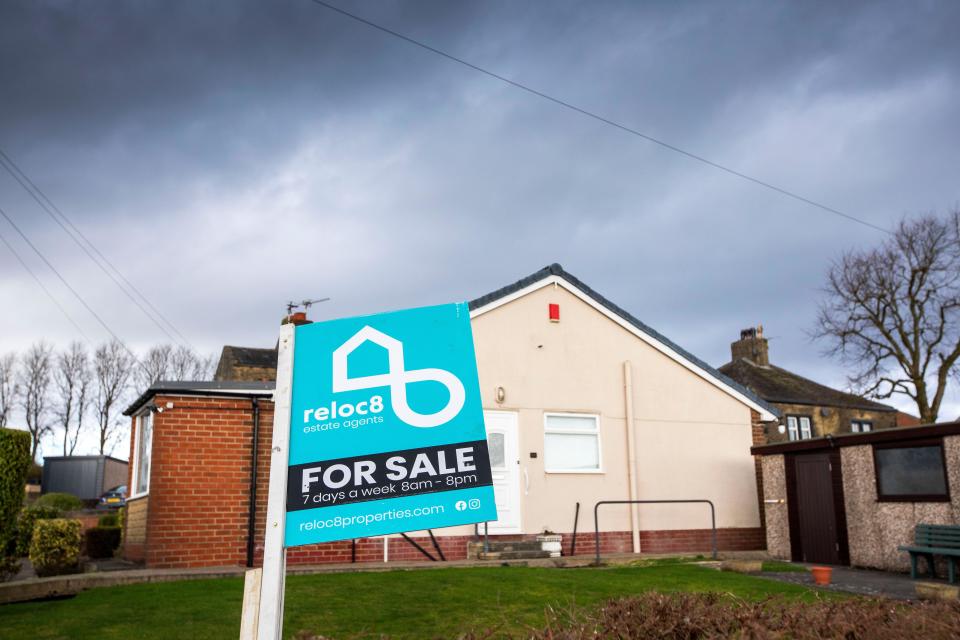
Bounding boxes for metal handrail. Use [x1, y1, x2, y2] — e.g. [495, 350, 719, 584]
[593, 499, 717, 565]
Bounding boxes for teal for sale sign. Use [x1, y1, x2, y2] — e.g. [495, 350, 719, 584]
[284, 302, 498, 546]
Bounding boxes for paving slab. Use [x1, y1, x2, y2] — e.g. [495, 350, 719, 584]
[760, 565, 926, 601]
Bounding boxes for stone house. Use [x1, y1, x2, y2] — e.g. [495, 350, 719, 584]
[213, 346, 279, 382]
[719, 327, 898, 443]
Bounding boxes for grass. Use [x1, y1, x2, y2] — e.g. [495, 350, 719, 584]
[762, 560, 809, 573]
[0, 562, 835, 639]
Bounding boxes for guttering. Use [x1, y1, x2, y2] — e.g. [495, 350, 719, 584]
[751, 421, 960, 456]
[246, 397, 261, 568]
[124, 380, 274, 416]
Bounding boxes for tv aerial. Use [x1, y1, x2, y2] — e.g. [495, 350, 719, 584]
[286, 297, 330, 315]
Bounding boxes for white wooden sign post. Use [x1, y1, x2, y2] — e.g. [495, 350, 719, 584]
[245, 323, 295, 640]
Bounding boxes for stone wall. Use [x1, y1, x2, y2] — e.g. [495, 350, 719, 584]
[760, 455, 790, 559]
[842, 436, 960, 571]
[766, 402, 897, 444]
[123, 496, 148, 561]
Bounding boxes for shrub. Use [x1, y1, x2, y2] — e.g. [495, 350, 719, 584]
[0, 429, 31, 553]
[98, 513, 119, 527]
[115, 506, 127, 556]
[29, 518, 82, 577]
[35, 492, 83, 512]
[16, 505, 62, 556]
[521, 593, 960, 640]
[85, 526, 121, 559]
[0, 555, 20, 582]
[0, 429, 30, 580]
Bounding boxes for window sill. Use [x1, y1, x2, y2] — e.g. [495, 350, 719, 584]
[876, 495, 950, 503]
[127, 493, 149, 502]
[545, 469, 604, 475]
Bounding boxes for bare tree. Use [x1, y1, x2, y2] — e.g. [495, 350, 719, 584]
[53, 342, 92, 456]
[137, 344, 173, 391]
[0, 352, 17, 428]
[18, 342, 53, 460]
[169, 345, 215, 380]
[195, 352, 217, 381]
[93, 340, 135, 455]
[136, 344, 214, 393]
[814, 209, 960, 423]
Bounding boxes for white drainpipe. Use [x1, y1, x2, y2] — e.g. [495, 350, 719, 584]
[623, 361, 641, 554]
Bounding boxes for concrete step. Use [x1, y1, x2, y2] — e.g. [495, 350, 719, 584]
[479, 550, 553, 561]
[484, 541, 544, 553]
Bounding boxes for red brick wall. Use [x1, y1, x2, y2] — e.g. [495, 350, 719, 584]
[143, 395, 269, 568]
[129, 395, 765, 568]
[561, 528, 763, 556]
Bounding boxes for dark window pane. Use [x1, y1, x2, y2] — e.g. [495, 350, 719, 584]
[875, 446, 948, 498]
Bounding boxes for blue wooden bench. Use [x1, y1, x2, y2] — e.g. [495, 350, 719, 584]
[898, 524, 960, 583]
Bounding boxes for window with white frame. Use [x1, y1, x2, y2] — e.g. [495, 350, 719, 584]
[785, 415, 813, 441]
[133, 411, 153, 496]
[851, 420, 873, 433]
[544, 413, 601, 472]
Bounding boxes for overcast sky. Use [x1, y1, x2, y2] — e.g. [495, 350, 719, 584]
[2, 1, 959, 456]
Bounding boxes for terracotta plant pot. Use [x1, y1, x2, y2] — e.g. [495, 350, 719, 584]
[811, 566, 832, 585]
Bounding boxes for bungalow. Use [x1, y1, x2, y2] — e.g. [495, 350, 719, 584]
[121, 264, 779, 569]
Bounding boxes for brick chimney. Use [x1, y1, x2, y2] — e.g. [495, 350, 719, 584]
[281, 311, 311, 327]
[731, 325, 769, 366]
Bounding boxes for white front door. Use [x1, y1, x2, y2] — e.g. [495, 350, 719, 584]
[484, 410, 522, 534]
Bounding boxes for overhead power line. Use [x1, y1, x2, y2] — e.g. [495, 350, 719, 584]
[0, 224, 93, 345]
[0, 203, 146, 372]
[0, 147, 196, 349]
[308, 0, 892, 235]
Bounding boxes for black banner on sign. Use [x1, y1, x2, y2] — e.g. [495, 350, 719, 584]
[286, 439, 492, 513]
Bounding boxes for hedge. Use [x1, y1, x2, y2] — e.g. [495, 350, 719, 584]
[16, 505, 62, 556]
[0, 429, 31, 554]
[98, 513, 119, 527]
[0, 429, 30, 580]
[85, 526, 121, 559]
[29, 518, 82, 577]
[34, 492, 83, 512]
[514, 593, 960, 640]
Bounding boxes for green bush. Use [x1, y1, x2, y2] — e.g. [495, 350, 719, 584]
[115, 506, 127, 556]
[29, 518, 82, 577]
[35, 492, 83, 512]
[85, 526, 121, 559]
[0, 554, 20, 581]
[16, 505, 61, 556]
[98, 513, 119, 527]
[0, 429, 31, 553]
[0, 429, 30, 579]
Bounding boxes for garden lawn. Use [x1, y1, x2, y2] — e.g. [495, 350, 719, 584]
[0, 562, 835, 639]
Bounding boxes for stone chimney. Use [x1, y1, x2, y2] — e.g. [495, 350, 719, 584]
[731, 325, 769, 366]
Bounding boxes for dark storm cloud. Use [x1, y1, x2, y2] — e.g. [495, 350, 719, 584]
[1, 0, 959, 425]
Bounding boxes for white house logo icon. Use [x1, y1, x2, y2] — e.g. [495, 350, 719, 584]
[332, 326, 466, 428]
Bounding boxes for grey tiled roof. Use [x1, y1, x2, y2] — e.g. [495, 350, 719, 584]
[719, 358, 895, 412]
[470, 263, 780, 418]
